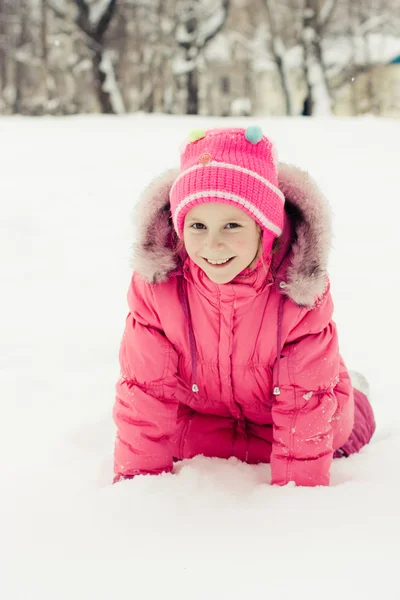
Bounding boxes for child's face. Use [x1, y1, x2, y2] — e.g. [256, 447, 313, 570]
[183, 203, 261, 284]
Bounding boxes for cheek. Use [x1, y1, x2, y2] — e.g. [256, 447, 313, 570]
[232, 236, 257, 254]
[183, 234, 199, 255]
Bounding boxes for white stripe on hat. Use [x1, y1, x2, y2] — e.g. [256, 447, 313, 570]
[173, 190, 283, 236]
[170, 161, 285, 203]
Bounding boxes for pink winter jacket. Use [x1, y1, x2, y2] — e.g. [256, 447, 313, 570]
[113, 164, 355, 487]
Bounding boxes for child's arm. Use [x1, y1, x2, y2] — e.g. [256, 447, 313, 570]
[113, 274, 180, 483]
[271, 282, 340, 487]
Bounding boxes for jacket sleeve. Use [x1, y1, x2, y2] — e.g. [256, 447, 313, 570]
[113, 273, 179, 482]
[271, 284, 340, 487]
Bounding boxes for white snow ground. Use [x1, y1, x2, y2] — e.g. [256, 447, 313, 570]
[1, 114, 399, 599]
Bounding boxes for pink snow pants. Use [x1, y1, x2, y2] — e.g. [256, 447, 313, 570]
[333, 389, 376, 458]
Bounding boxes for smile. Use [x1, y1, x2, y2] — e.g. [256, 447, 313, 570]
[203, 257, 235, 266]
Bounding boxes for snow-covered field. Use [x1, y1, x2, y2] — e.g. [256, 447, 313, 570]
[1, 114, 399, 599]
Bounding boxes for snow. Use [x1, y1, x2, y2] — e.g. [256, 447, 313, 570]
[205, 33, 233, 62]
[88, 0, 114, 28]
[307, 61, 333, 115]
[1, 114, 399, 599]
[100, 50, 126, 114]
[197, 3, 226, 45]
[250, 34, 400, 76]
[176, 1, 228, 48]
[302, 28, 333, 115]
[172, 54, 196, 75]
[230, 97, 252, 115]
[324, 34, 400, 70]
[317, 0, 336, 27]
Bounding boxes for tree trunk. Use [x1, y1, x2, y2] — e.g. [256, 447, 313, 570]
[301, 0, 332, 116]
[41, 0, 48, 112]
[92, 50, 114, 114]
[301, 83, 313, 116]
[187, 60, 198, 115]
[177, 0, 230, 115]
[0, 1, 5, 108]
[76, 0, 118, 114]
[273, 43, 292, 115]
[264, 0, 293, 115]
[13, 0, 24, 113]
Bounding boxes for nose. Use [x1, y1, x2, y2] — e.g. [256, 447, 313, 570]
[205, 231, 224, 252]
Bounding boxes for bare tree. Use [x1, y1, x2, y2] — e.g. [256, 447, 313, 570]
[301, 0, 338, 116]
[324, 0, 400, 115]
[40, 0, 49, 108]
[349, 0, 395, 114]
[0, 0, 21, 113]
[175, 0, 231, 114]
[74, 0, 118, 113]
[262, 0, 295, 115]
[2, 0, 400, 117]
[0, 0, 6, 110]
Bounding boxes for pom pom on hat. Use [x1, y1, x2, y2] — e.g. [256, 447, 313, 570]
[188, 128, 206, 143]
[245, 125, 263, 144]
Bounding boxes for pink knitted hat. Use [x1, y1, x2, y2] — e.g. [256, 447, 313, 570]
[169, 126, 285, 255]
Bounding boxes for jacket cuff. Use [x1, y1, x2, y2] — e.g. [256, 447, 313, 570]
[113, 465, 173, 484]
[271, 453, 332, 487]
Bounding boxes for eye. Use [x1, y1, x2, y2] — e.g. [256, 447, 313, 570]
[190, 223, 206, 230]
[225, 223, 241, 229]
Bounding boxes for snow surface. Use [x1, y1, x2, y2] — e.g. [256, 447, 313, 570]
[1, 114, 399, 599]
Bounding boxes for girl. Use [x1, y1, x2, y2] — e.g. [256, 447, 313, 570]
[113, 126, 375, 487]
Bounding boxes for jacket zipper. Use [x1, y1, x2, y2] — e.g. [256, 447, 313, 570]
[179, 415, 193, 458]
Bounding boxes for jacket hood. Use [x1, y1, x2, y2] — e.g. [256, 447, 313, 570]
[130, 163, 332, 307]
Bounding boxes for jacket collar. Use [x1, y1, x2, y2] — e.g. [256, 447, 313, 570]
[181, 255, 273, 308]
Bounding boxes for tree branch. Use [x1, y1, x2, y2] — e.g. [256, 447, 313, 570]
[75, 0, 90, 36]
[47, 0, 68, 21]
[357, 14, 391, 36]
[202, 0, 230, 46]
[95, 0, 118, 41]
[317, 0, 337, 31]
[177, 0, 231, 51]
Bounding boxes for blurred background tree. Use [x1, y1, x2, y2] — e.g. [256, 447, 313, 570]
[0, 0, 399, 116]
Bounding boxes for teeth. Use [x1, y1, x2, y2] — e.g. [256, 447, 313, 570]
[205, 258, 232, 265]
